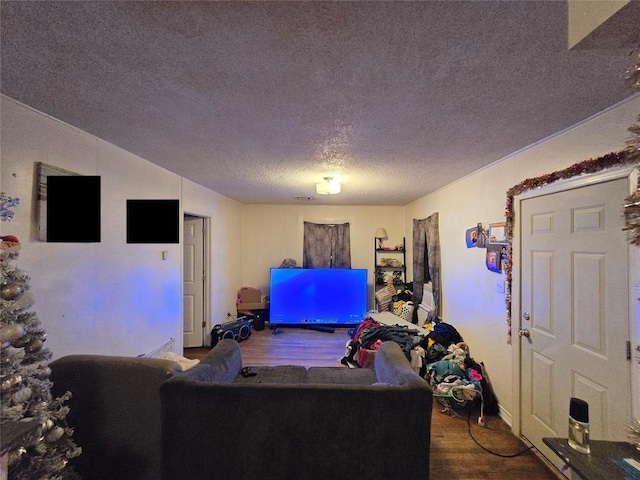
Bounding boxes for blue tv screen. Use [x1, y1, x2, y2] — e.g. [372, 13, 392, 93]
[269, 268, 368, 326]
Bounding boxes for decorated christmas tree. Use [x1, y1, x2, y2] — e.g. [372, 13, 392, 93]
[0, 193, 81, 479]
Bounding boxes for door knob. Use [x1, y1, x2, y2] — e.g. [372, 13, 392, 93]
[518, 328, 530, 338]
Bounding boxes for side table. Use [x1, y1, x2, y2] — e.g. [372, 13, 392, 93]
[542, 437, 640, 480]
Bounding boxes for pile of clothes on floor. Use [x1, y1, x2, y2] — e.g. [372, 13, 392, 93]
[342, 314, 498, 420]
[341, 317, 426, 369]
[426, 340, 485, 417]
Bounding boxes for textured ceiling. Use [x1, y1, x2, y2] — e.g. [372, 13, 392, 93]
[1, 1, 639, 205]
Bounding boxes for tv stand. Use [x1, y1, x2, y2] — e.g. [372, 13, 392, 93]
[302, 325, 335, 333]
[268, 324, 336, 334]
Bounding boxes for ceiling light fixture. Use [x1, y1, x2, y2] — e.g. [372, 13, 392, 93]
[315, 177, 341, 195]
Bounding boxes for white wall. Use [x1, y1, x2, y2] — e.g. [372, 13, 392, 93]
[404, 93, 640, 422]
[0, 96, 244, 358]
[241, 204, 405, 309]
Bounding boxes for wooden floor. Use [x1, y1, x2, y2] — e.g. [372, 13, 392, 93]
[184, 326, 562, 480]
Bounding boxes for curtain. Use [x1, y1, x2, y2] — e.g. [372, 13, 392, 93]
[303, 222, 351, 268]
[412, 213, 441, 322]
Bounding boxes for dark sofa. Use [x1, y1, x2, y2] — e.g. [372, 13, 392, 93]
[160, 339, 433, 480]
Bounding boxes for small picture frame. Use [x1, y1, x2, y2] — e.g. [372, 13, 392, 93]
[489, 222, 507, 244]
[465, 226, 479, 248]
[486, 244, 502, 273]
[466, 223, 488, 248]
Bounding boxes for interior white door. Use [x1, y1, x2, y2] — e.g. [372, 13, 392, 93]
[183, 216, 205, 348]
[519, 177, 632, 468]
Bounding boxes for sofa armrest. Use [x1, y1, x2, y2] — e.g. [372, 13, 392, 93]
[374, 340, 426, 386]
[50, 355, 180, 480]
[177, 338, 243, 383]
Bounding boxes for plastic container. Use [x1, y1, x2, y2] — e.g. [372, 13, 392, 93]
[568, 397, 590, 454]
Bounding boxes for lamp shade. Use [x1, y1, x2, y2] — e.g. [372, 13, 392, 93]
[316, 177, 341, 195]
[375, 228, 388, 240]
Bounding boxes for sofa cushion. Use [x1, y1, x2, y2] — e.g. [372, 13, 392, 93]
[232, 365, 307, 384]
[306, 366, 376, 385]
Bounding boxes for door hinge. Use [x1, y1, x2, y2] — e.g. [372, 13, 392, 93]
[627, 341, 632, 361]
[202, 321, 206, 328]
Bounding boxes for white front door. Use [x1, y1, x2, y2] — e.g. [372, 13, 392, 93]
[519, 177, 632, 469]
[183, 216, 205, 348]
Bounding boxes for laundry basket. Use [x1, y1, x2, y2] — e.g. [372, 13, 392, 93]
[400, 301, 415, 322]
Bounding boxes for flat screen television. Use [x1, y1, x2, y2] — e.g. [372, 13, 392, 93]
[269, 268, 368, 326]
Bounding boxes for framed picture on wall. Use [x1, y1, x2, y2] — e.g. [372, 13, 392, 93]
[127, 199, 180, 243]
[36, 162, 101, 242]
[486, 244, 502, 273]
[465, 226, 479, 248]
[36, 162, 80, 241]
[466, 223, 488, 248]
[489, 222, 507, 244]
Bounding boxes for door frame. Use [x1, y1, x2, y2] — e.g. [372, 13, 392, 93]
[510, 164, 639, 438]
[182, 213, 211, 348]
